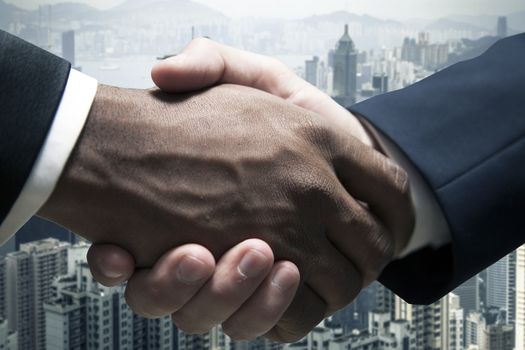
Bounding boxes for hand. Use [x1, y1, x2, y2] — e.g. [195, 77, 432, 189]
[42, 76, 412, 342]
[88, 239, 300, 339]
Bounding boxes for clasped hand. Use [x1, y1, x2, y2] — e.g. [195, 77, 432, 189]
[39, 39, 414, 342]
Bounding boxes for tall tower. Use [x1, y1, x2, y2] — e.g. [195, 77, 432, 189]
[497, 16, 508, 38]
[448, 293, 465, 350]
[454, 274, 480, 315]
[44, 257, 174, 350]
[487, 255, 510, 318]
[395, 295, 450, 349]
[332, 24, 357, 107]
[5, 238, 69, 350]
[62, 30, 75, 67]
[305, 56, 319, 87]
[515, 245, 525, 349]
[487, 252, 516, 324]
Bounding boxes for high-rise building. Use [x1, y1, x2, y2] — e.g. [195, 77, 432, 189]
[372, 74, 388, 95]
[305, 56, 319, 87]
[62, 30, 75, 67]
[449, 293, 464, 350]
[487, 252, 516, 324]
[5, 238, 68, 350]
[178, 327, 228, 350]
[487, 255, 510, 309]
[515, 245, 525, 349]
[332, 24, 357, 108]
[454, 274, 480, 315]
[375, 283, 396, 321]
[394, 295, 449, 350]
[509, 251, 517, 324]
[466, 312, 487, 350]
[401, 37, 418, 63]
[44, 259, 174, 350]
[497, 17, 508, 38]
[484, 324, 514, 350]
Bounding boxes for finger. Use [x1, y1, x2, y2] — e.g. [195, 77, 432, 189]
[87, 244, 135, 287]
[221, 261, 300, 341]
[171, 239, 274, 334]
[151, 39, 370, 145]
[324, 179, 394, 286]
[124, 244, 215, 318]
[264, 285, 327, 343]
[329, 131, 415, 255]
[305, 240, 363, 315]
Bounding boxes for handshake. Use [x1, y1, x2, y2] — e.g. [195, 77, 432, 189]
[38, 39, 414, 342]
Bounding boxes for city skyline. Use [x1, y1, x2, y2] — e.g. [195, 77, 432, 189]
[1, 1, 524, 348]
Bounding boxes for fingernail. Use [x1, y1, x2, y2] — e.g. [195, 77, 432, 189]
[238, 249, 269, 278]
[271, 267, 297, 292]
[100, 265, 123, 279]
[177, 256, 209, 284]
[98, 256, 124, 279]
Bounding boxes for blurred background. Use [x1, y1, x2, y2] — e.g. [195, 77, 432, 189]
[0, 0, 524, 349]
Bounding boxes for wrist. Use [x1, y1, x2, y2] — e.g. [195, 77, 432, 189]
[38, 84, 118, 226]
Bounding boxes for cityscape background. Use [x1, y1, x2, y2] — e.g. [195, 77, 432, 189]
[0, 0, 524, 349]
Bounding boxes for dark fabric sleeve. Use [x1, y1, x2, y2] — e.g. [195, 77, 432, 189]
[0, 30, 71, 224]
[349, 33, 525, 304]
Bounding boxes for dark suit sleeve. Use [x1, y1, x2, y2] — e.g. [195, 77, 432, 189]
[349, 33, 525, 304]
[0, 30, 71, 224]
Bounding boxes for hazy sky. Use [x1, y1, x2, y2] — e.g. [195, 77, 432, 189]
[7, 0, 525, 20]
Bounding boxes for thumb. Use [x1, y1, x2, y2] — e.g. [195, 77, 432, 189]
[151, 37, 294, 95]
[87, 244, 135, 287]
[151, 39, 225, 93]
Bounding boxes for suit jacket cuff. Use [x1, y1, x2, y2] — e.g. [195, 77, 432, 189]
[0, 69, 97, 244]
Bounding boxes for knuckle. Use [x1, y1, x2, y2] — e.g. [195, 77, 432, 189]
[365, 223, 396, 274]
[268, 57, 286, 69]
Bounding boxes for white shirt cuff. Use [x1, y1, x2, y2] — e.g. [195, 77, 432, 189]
[0, 69, 97, 244]
[362, 120, 452, 258]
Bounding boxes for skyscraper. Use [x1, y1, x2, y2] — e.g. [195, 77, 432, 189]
[449, 293, 464, 350]
[5, 238, 69, 350]
[394, 296, 450, 350]
[515, 245, 525, 349]
[305, 56, 319, 87]
[487, 255, 509, 309]
[497, 17, 508, 38]
[509, 251, 517, 324]
[44, 258, 174, 350]
[62, 30, 75, 67]
[486, 252, 516, 324]
[372, 74, 388, 95]
[332, 24, 357, 107]
[454, 274, 480, 315]
[466, 312, 487, 349]
[485, 324, 514, 350]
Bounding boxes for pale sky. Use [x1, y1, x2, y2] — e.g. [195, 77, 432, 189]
[6, 0, 525, 20]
